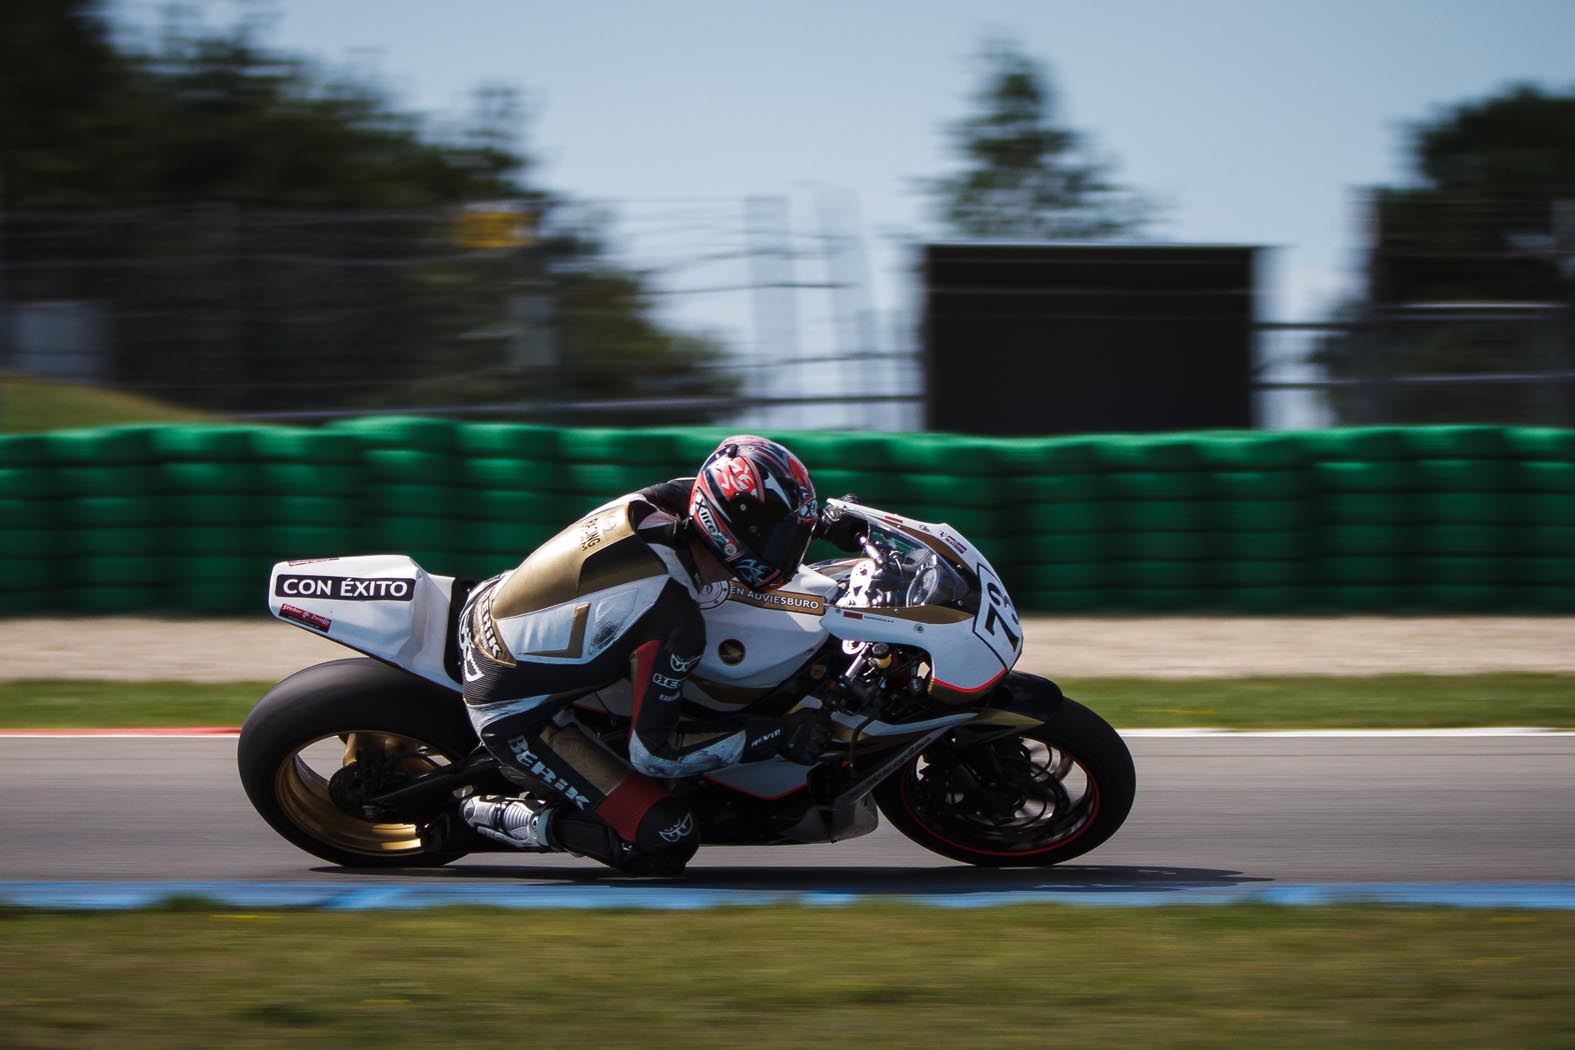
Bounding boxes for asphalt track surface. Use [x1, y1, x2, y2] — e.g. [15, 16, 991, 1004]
[5, 733, 1572, 904]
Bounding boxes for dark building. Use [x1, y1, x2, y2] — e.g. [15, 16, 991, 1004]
[923, 243, 1259, 435]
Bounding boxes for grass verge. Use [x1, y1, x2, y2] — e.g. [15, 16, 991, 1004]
[0, 372, 212, 432]
[1062, 673, 1575, 730]
[0, 904, 1571, 1048]
[0, 674, 1572, 730]
[0, 680, 269, 729]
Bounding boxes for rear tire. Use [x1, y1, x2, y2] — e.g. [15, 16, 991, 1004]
[238, 659, 478, 868]
[874, 697, 1135, 867]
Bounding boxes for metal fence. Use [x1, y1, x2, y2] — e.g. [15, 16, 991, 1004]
[0, 201, 923, 433]
[4, 202, 1574, 434]
[1255, 305, 1575, 431]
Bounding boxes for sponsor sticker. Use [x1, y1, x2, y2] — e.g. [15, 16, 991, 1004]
[724, 582, 826, 616]
[279, 603, 332, 632]
[274, 575, 416, 602]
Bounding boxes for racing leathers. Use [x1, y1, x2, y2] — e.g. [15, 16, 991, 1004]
[456, 481, 802, 875]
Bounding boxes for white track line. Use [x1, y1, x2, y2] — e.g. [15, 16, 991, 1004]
[0, 731, 240, 739]
[1, 727, 1571, 740]
[1122, 727, 1573, 737]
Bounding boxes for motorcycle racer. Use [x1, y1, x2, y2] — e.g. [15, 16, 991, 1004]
[244, 443, 1137, 876]
[455, 435, 842, 875]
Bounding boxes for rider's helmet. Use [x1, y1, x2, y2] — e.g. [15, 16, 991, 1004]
[688, 435, 818, 592]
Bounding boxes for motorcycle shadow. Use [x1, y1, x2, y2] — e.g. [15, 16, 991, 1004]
[311, 862, 1271, 898]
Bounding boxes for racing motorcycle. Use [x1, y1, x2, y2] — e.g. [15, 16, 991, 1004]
[238, 499, 1136, 870]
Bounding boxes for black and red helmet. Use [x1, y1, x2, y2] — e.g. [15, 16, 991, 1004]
[689, 435, 818, 591]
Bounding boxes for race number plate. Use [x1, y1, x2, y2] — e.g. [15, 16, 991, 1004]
[971, 560, 1022, 671]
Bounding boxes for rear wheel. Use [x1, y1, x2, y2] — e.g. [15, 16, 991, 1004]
[238, 659, 478, 868]
[873, 697, 1135, 867]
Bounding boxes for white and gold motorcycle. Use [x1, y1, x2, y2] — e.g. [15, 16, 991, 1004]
[238, 499, 1135, 870]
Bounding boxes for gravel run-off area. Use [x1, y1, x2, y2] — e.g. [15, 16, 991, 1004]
[2, 615, 1572, 683]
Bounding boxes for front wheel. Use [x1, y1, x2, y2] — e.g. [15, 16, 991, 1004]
[238, 659, 479, 868]
[873, 697, 1135, 867]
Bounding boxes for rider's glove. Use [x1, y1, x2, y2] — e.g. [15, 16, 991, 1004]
[815, 496, 864, 553]
[777, 708, 833, 765]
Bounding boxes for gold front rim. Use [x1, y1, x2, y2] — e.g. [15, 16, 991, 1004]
[273, 732, 452, 857]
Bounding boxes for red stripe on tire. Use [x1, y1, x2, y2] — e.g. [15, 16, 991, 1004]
[898, 763, 1100, 858]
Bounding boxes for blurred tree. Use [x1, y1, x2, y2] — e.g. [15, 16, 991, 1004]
[926, 39, 1152, 240]
[0, 3, 525, 207]
[1369, 84, 1575, 305]
[0, 2, 734, 421]
[1316, 84, 1575, 424]
[0, 1, 132, 206]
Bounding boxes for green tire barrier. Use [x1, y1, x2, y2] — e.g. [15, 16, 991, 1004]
[1207, 470, 1306, 499]
[57, 465, 160, 498]
[256, 462, 361, 491]
[1005, 531, 1103, 564]
[0, 467, 59, 500]
[1112, 531, 1209, 561]
[150, 425, 258, 461]
[1, 419, 1572, 614]
[464, 457, 567, 492]
[0, 434, 51, 467]
[70, 528, 155, 557]
[468, 489, 582, 525]
[365, 483, 462, 519]
[557, 427, 679, 466]
[44, 426, 155, 466]
[455, 422, 560, 459]
[69, 497, 156, 528]
[250, 429, 359, 463]
[363, 448, 459, 484]
[328, 416, 460, 453]
[0, 529, 56, 559]
[813, 467, 906, 505]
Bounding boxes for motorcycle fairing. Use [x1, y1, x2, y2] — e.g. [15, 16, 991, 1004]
[703, 760, 813, 799]
[691, 567, 841, 687]
[268, 555, 459, 688]
[266, 507, 1024, 770]
[816, 501, 1024, 692]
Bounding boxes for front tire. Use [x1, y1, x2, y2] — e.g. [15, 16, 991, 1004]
[238, 659, 478, 868]
[873, 696, 1135, 867]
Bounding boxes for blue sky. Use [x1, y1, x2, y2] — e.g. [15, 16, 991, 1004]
[110, 0, 1575, 388]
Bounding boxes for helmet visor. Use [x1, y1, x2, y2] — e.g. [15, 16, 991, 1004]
[733, 513, 815, 591]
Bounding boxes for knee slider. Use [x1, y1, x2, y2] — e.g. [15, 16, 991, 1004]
[632, 795, 699, 869]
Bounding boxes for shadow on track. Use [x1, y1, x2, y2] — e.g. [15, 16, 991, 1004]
[311, 863, 1271, 899]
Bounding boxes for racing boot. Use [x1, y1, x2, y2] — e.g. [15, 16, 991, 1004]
[460, 794, 559, 852]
